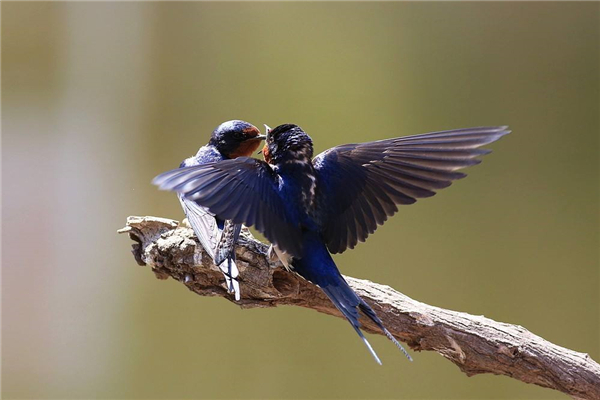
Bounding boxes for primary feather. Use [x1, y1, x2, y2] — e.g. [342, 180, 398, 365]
[313, 126, 511, 253]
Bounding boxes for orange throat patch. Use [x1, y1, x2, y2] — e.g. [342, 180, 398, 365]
[229, 139, 262, 158]
[262, 144, 272, 164]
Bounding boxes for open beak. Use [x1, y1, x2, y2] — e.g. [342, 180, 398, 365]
[257, 124, 272, 154]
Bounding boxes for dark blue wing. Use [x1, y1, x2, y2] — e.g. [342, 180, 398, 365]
[153, 157, 304, 257]
[313, 126, 510, 254]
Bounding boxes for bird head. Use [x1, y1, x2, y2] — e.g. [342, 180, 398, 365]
[262, 124, 313, 165]
[209, 120, 266, 159]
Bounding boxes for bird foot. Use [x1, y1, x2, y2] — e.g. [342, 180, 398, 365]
[267, 245, 280, 265]
[179, 218, 192, 229]
[267, 244, 293, 270]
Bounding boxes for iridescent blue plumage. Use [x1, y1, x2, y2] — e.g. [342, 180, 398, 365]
[154, 123, 509, 363]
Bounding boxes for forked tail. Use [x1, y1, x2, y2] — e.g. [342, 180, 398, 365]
[292, 236, 412, 364]
[218, 258, 240, 302]
[357, 299, 413, 362]
[215, 221, 242, 301]
[320, 280, 413, 364]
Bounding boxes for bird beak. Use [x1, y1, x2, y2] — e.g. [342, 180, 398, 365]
[255, 134, 267, 140]
[257, 124, 272, 154]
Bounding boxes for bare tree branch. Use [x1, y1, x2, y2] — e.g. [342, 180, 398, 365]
[119, 216, 600, 400]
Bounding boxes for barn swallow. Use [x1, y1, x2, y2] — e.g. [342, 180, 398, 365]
[154, 124, 509, 363]
[169, 120, 265, 301]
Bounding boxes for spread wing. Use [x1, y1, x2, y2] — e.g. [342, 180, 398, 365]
[313, 126, 510, 254]
[153, 157, 303, 257]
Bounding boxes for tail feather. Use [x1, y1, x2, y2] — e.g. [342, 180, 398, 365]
[321, 280, 412, 364]
[215, 221, 242, 266]
[219, 258, 241, 302]
[214, 221, 243, 301]
[293, 234, 412, 363]
[358, 302, 413, 362]
[321, 285, 382, 365]
[359, 333, 382, 365]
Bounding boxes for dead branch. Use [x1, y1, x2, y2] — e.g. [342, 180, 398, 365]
[119, 216, 600, 400]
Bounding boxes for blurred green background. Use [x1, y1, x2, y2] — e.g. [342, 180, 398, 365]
[3, 2, 598, 399]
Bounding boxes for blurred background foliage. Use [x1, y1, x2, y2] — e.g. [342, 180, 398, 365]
[2, 2, 598, 399]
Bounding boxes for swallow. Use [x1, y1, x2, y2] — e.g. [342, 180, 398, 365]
[169, 120, 266, 301]
[154, 124, 509, 363]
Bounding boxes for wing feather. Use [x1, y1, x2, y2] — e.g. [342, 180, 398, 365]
[154, 157, 303, 257]
[177, 195, 219, 260]
[313, 126, 510, 253]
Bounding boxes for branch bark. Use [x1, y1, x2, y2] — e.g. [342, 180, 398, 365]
[119, 216, 600, 400]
